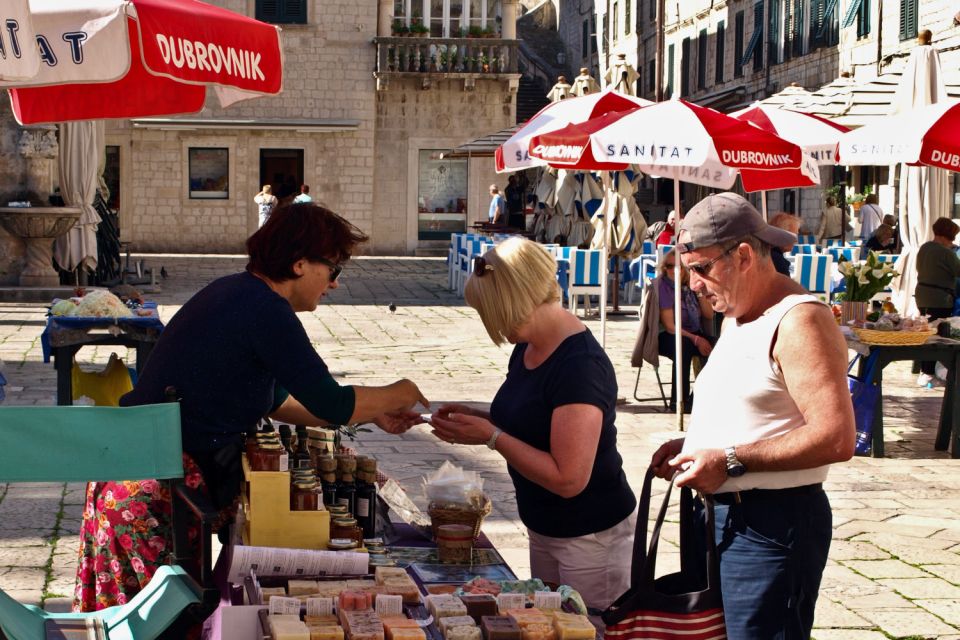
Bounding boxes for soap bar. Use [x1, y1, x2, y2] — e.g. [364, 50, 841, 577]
[520, 623, 556, 640]
[390, 628, 427, 640]
[375, 567, 410, 584]
[262, 586, 288, 602]
[427, 595, 468, 618]
[383, 577, 422, 604]
[447, 626, 482, 640]
[305, 614, 341, 626]
[289, 580, 321, 596]
[551, 613, 595, 640]
[505, 609, 550, 629]
[481, 616, 522, 640]
[375, 594, 404, 617]
[339, 589, 374, 611]
[269, 615, 311, 640]
[439, 615, 477, 636]
[460, 594, 498, 622]
[307, 624, 345, 640]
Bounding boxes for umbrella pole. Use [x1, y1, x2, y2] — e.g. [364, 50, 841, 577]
[673, 178, 684, 431]
[761, 191, 769, 221]
[600, 173, 610, 348]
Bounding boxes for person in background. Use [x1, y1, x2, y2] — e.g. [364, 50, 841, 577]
[431, 238, 636, 615]
[254, 185, 278, 228]
[817, 195, 847, 245]
[650, 192, 855, 639]
[656, 249, 714, 413]
[504, 175, 524, 229]
[882, 214, 901, 253]
[655, 210, 676, 247]
[859, 193, 883, 243]
[863, 223, 897, 258]
[915, 217, 960, 387]
[293, 184, 313, 203]
[488, 184, 506, 225]
[74, 203, 429, 612]
[769, 212, 800, 277]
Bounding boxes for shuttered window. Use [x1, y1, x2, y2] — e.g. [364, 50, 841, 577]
[256, 0, 306, 24]
[715, 20, 725, 83]
[767, 0, 780, 65]
[740, 2, 763, 70]
[734, 10, 745, 78]
[698, 28, 707, 89]
[899, 0, 917, 41]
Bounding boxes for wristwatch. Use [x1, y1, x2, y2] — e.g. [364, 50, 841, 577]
[486, 428, 503, 451]
[724, 446, 747, 477]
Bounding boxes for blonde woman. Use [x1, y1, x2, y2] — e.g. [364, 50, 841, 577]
[431, 238, 636, 614]
[255, 184, 278, 227]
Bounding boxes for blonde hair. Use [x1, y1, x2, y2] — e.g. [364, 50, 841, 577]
[260, 185, 272, 195]
[464, 238, 561, 345]
[656, 248, 687, 284]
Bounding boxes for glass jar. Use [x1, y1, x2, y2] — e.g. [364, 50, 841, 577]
[328, 538, 358, 551]
[331, 517, 362, 544]
[249, 442, 288, 471]
[290, 481, 322, 511]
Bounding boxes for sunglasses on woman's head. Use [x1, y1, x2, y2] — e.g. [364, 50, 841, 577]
[315, 257, 343, 282]
[473, 255, 495, 277]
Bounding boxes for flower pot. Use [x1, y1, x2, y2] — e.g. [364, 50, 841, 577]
[851, 201, 863, 212]
[840, 300, 870, 325]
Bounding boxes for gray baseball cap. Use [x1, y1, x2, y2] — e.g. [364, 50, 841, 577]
[676, 192, 796, 253]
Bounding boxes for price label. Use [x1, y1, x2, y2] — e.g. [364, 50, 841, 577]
[306, 597, 334, 617]
[269, 596, 302, 616]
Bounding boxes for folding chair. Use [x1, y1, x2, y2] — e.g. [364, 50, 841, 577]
[568, 249, 603, 317]
[790, 243, 819, 256]
[0, 403, 218, 640]
[792, 253, 834, 302]
[630, 279, 670, 410]
[823, 238, 844, 249]
[827, 246, 858, 263]
[796, 234, 818, 246]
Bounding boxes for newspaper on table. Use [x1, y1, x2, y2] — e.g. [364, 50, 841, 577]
[228, 545, 369, 584]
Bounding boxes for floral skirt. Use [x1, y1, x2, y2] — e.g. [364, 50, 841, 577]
[72, 453, 222, 612]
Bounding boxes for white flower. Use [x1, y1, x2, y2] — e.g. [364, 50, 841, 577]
[872, 269, 886, 279]
[858, 274, 871, 285]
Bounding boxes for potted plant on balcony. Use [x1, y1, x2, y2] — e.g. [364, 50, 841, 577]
[410, 18, 429, 36]
[846, 185, 872, 212]
[478, 53, 490, 72]
[481, 26, 497, 38]
[468, 25, 483, 38]
[392, 19, 409, 36]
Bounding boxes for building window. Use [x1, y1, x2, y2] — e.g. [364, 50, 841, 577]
[767, 0, 780, 65]
[602, 10, 609, 53]
[899, 0, 916, 41]
[734, 10, 745, 78]
[418, 150, 467, 241]
[841, 0, 871, 38]
[680, 37, 690, 96]
[612, 2, 619, 42]
[188, 148, 229, 200]
[396, 0, 501, 37]
[810, 0, 839, 49]
[649, 0, 655, 21]
[741, 2, 764, 72]
[256, 0, 306, 24]
[648, 59, 656, 93]
[104, 146, 120, 211]
[666, 43, 674, 97]
[591, 16, 598, 53]
[582, 20, 590, 59]
[625, 0, 631, 34]
[697, 29, 707, 90]
[715, 20, 725, 83]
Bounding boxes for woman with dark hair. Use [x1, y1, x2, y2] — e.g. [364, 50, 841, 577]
[915, 217, 960, 387]
[73, 203, 429, 611]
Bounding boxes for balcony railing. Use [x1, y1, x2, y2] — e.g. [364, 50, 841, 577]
[374, 37, 519, 76]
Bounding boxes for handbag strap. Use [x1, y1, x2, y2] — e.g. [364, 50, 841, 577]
[629, 467, 721, 590]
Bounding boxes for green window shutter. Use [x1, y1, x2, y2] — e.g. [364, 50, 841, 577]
[741, 3, 763, 69]
[715, 21, 725, 83]
[256, 0, 280, 23]
[817, 0, 840, 37]
[841, 0, 862, 29]
[281, 0, 307, 24]
[734, 11, 745, 78]
[899, 0, 917, 40]
[767, 0, 780, 66]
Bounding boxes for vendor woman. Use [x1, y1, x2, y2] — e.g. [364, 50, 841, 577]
[431, 238, 636, 614]
[74, 203, 428, 612]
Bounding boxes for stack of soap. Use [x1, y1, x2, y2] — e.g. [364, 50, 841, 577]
[481, 616, 522, 640]
[375, 567, 409, 583]
[341, 610, 385, 640]
[519, 623, 556, 640]
[262, 586, 288, 603]
[305, 623, 345, 640]
[447, 626, 482, 640]
[550, 613, 595, 640]
[382, 615, 426, 640]
[439, 615, 477, 636]
[269, 614, 311, 640]
[427, 595, 468, 619]
[505, 609, 550, 629]
[460, 594, 498, 623]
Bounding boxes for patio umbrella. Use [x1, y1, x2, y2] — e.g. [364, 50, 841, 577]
[53, 121, 103, 275]
[0, 0, 284, 125]
[495, 89, 652, 173]
[836, 47, 953, 315]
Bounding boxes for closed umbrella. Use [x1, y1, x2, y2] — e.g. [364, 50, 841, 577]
[0, 0, 284, 124]
[53, 121, 104, 276]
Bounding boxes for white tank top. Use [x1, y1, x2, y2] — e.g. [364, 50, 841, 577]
[681, 293, 831, 493]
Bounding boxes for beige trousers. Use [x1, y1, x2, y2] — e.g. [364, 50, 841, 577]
[527, 511, 636, 613]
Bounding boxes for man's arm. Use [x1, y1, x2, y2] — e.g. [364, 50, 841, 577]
[672, 302, 856, 492]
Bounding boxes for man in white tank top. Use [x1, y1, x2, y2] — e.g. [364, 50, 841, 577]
[649, 192, 856, 639]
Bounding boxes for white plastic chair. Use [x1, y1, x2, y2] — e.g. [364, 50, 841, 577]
[792, 253, 834, 302]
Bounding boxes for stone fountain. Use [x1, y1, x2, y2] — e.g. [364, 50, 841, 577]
[0, 207, 81, 287]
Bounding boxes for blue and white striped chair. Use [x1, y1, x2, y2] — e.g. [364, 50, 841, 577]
[790, 243, 819, 256]
[872, 254, 901, 301]
[792, 253, 834, 302]
[846, 240, 863, 247]
[456, 238, 487, 295]
[797, 234, 818, 246]
[823, 238, 844, 249]
[568, 249, 604, 317]
[827, 247, 858, 263]
[448, 233, 487, 290]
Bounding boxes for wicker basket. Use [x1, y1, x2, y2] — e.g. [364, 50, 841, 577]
[852, 328, 936, 346]
[428, 496, 492, 541]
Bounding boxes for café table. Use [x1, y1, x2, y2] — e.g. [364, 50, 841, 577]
[40, 302, 165, 405]
[844, 328, 960, 458]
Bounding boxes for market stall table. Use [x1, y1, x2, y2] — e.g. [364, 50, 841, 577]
[845, 328, 960, 457]
[40, 302, 164, 405]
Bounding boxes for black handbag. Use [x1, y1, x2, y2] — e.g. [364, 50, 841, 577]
[602, 467, 726, 639]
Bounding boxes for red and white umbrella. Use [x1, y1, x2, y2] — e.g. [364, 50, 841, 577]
[836, 100, 960, 172]
[495, 89, 651, 173]
[0, 0, 284, 125]
[528, 99, 819, 193]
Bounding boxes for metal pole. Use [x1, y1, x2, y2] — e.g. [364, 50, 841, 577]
[673, 178, 684, 431]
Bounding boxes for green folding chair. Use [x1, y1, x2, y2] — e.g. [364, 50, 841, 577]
[0, 403, 216, 640]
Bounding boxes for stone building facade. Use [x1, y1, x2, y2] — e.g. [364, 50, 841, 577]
[0, 0, 520, 261]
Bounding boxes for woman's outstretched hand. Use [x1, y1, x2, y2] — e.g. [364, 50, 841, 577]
[431, 404, 496, 446]
[372, 411, 427, 434]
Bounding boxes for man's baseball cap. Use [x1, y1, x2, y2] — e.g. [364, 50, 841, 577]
[676, 192, 796, 253]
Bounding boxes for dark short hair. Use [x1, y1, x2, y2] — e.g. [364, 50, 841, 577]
[932, 217, 959, 241]
[300, 184, 310, 193]
[246, 203, 368, 281]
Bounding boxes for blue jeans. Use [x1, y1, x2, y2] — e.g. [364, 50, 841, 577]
[696, 485, 832, 639]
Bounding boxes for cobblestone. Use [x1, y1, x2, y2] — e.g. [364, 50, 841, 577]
[0, 253, 958, 636]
